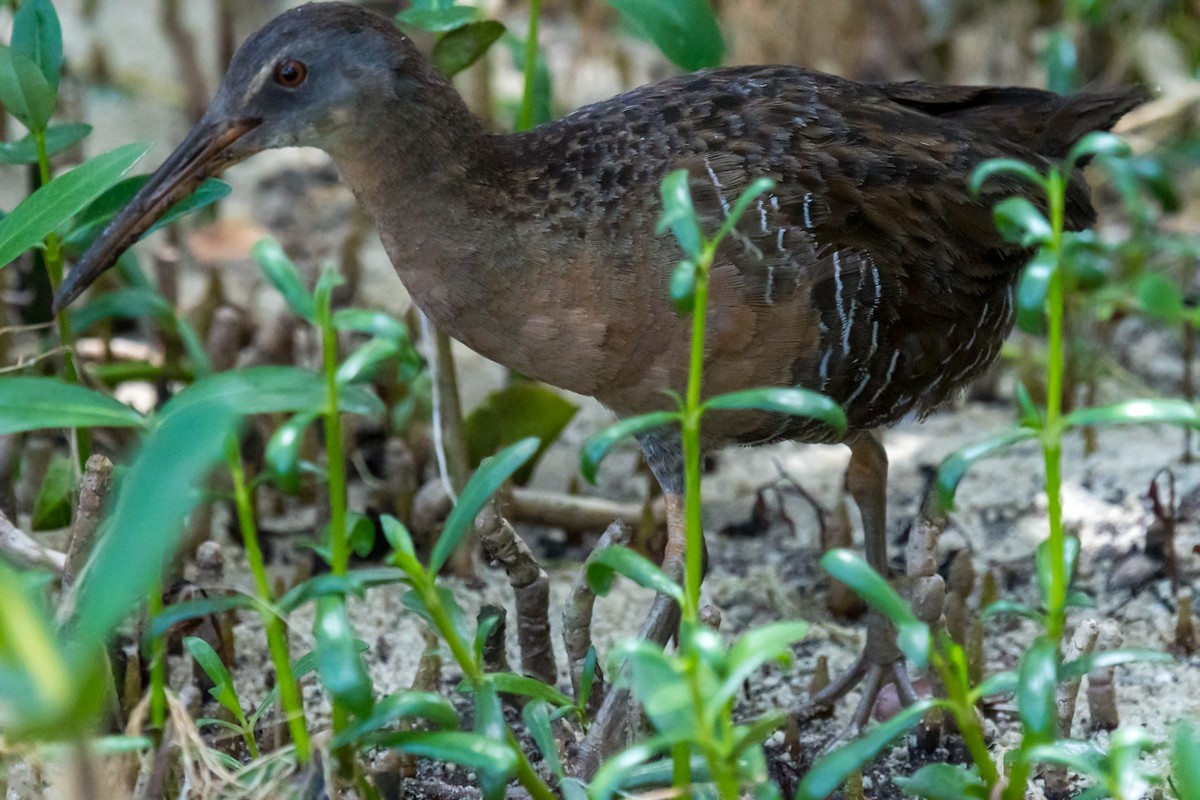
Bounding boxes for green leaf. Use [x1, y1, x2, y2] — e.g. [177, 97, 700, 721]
[464, 383, 577, 484]
[713, 177, 777, 246]
[1016, 249, 1055, 335]
[333, 309, 410, 343]
[969, 158, 1046, 195]
[376, 731, 518, 777]
[1034, 536, 1079, 608]
[1135, 273, 1184, 322]
[337, 338, 402, 385]
[380, 515, 421, 577]
[714, 621, 808, 710]
[68, 286, 173, 334]
[430, 437, 539, 576]
[896, 763, 987, 800]
[64, 176, 230, 253]
[1058, 648, 1172, 682]
[970, 670, 1018, 703]
[586, 545, 684, 605]
[472, 673, 574, 708]
[522, 700, 564, 780]
[1042, 28, 1077, 95]
[252, 238, 316, 321]
[72, 397, 236, 646]
[145, 595, 261, 641]
[670, 259, 697, 314]
[401, 586, 470, 645]
[331, 690, 459, 749]
[981, 599, 1043, 623]
[473, 682, 508, 800]
[1016, 638, 1058, 743]
[183, 637, 246, 725]
[1068, 131, 1131, 168]
[0, 45, 56, 131]
[0, 123, 90, 165]
[795, 699, 935, 800]
[0, 377, 146, 434]
[1063, 398, 1200, 431]
[12, 0, 63, 91]
[396, 6, 479, 32]
[588, 735, 680, 800]
[936, 428, 1037, 511]
[1172, 724, 1200, 800]
[31, 455, 73, 531]
[656, 169, 702, 261]
[579, 410, 679, 484]
[313, 596, 375, 717]
[265, 411, 318, 494]
[0, 142, 151, 270]
[433, 20, 505, 77]
[605, 0, 723, 70]
[278, 569, 406, 613]
[819, 549, 929, 667]
[994, 197, 1052, 247]
[703, 386, 846, 433]
[160, 366, 383, 421]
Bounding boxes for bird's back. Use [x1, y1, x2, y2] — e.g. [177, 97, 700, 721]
[486, 68, 1143, 446]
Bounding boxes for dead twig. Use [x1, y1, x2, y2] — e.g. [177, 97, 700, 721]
[563, 520, 632, 713]
[0, 508, 65, 573]
[63, 454, 113, 589]
[475, 504, 557, 685]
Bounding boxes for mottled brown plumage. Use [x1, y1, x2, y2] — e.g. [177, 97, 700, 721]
[54, 2, 1145, 741]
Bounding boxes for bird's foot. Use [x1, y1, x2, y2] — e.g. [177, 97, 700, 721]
[794, 651, 920, 738]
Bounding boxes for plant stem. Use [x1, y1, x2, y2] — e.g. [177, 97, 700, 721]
[34, 128, 90, 466]
[225, 441, 311, 763]
[931, 647, 998, 786]
[321, 308, 349, 577]
[1042, 168, 1068, 644]
[148, 582, 166, 733]
[681, 243, 715, 622]
[420, 579, 557, 800]
[516, 0, 542, 132]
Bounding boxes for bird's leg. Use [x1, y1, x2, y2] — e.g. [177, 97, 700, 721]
[571, 493, 685, 778]
[797, 430, 918, 734]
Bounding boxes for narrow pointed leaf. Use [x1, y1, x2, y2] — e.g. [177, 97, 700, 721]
[580, 411, 679, 484]
[252, 239, 316, 321]
[1173, 724, 1200, 800]
[377, 731, 517, 777]
[0, 142, 150, 270]
[64, 176, 231, 252]
[314, 596, 375, 717]
[469, 673, 573, 707]
[820, 549, 929, 667]
[161, 366, 383, 420]
[969, 158, 1046, 194]
[146, 595, 261, 640]
[586, 545, 684, 604]
[1058, 648, 1172, 681]
[430, 437, 539, 575]
[589, 735, 680, 800]
[795, 699, 935, 800]
[0, 377, 146, 434]
[331, 690, 459, 749]
[183, 637, 245, 724]
[0, 123, 90, 165]
[715, 621, 808, 708]
[656, 169, 702, 260]
[970, 670, 1018, 703]
[714, 177, 777, 245]
[266, 411, 318, 494]
[278, 569, 406, 613]
[1034, 536, 1079, 608]
[936, 428, 1036, 510]
[1015, 249, 1056, 334]
[72, 398, 236, 644]
[703, 387, 846, 432]
[396, 6, 479, 32]
[522, 700, 564, 780]
[1063, 398, 1200, 430]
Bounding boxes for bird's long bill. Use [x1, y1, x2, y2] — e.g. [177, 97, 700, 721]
[52, 117, 261, 313]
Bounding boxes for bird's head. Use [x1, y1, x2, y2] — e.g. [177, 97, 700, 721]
[54, 2, 428, 311]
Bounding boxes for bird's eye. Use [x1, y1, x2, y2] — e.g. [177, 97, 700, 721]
[274, 59, 308, 88]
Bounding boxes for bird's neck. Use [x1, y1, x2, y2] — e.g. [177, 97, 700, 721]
[326, 81, 577, 382]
